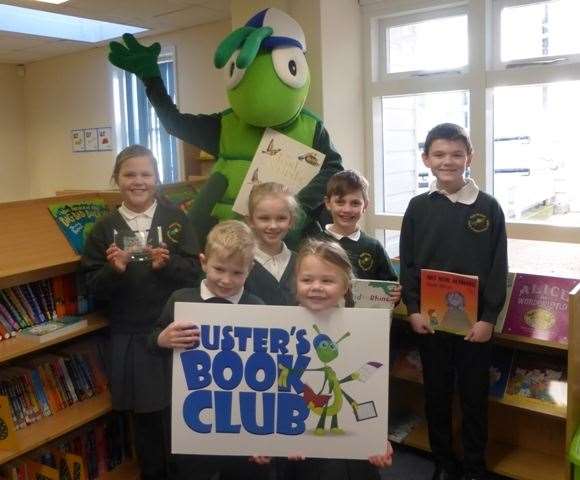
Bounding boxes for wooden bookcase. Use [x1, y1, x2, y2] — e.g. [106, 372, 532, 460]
[0, 192, 139, 479]
[390, 285, 580, 480]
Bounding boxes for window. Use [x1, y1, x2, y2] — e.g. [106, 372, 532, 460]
[363, 0, 580, 243]
[112, 48, 179, 184]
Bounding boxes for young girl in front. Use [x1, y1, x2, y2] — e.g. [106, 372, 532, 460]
[281, 238, 393, 480]
[80, 144, 199, 480]
[245, 182, 298, 306]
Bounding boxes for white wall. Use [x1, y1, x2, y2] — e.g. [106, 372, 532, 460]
[22, 20, 230, 199]
[0, 64, 28, 201]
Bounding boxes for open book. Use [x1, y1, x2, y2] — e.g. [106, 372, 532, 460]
[232, 128, 324, 215]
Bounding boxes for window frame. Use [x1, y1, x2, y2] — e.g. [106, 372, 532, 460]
[362, 0, 580, 244]
[492, 0, 580, 70]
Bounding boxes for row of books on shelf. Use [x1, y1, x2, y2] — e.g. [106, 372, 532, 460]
[0, 341, 107, 431]
[0, 274, 94, 341]
[1, 412, 133, 480]
[387, 259, 579, 346]
[391, 339, 568, 408]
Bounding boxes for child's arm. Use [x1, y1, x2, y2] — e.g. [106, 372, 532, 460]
[368, 440, 394, 468]
[147, 293, 199, 352]
[465, 201, 508, 343]
[80, 219, 127, 300]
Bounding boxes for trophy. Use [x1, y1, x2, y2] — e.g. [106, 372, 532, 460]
[114, 226, 163, 262]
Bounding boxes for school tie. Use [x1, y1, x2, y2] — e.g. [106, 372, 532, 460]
[203, 297, 232, 304]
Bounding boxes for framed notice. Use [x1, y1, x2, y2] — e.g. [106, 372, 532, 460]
[71, 130, 85, 152]
[84, 128, 98, 151]
[172, 304, 390, 459]
[97, 127, 112, 151]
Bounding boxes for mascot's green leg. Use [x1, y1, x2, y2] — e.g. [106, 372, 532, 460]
[315, 407, 328, 435]
[330, 415, 343, 434]
[187, 172, 228, 251]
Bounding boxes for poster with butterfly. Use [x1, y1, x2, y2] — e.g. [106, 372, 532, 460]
[232, 128, 324, 216]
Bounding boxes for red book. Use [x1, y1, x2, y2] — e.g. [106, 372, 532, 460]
[420, 269, 479, 335]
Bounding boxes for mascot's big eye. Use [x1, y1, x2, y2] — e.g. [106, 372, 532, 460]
[224, 51, 246, 90]
[272, 46, 308, 89]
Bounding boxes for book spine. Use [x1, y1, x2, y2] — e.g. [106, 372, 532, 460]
[21, 371, 43, 422]
[12, 285, 38, 325]
[0, 380, 22, 429]
[31, 281, 52, 323]
[41, 279, 57, 320]
[0, 290, 27, 329]
[73, 354, 95, 397]
[30, 369, 52, 417]
[0, 301, 19, 332]
[58, 357, 79, 404]
[23, 284, 47, 324]
[38, 363, 63, 412]
[5, 288, 33, 327]
[48, 360, 72, 407]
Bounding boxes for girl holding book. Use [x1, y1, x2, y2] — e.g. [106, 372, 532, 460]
[80, 145, 199, 480]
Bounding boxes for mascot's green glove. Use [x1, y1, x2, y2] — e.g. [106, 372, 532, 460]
[109, 33, 161, 80]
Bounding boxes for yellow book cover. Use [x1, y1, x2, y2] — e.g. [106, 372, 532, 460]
[0, 395, 18, 451]
[420, 269, 479, 335]
[25, 460, 59, 480]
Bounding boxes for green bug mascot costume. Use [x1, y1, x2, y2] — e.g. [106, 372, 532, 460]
[109, 8, 343, 249]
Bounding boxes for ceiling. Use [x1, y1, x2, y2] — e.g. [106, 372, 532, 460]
[0, 0, 230, 64]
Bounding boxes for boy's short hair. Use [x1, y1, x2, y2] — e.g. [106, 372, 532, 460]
[325, 170, 369, 204]
[423, 123, 473, 156]
[205, 220, 255, 266]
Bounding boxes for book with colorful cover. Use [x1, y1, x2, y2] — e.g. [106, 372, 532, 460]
[232, 128, 324, 215]
[48, 199, 109, 255]
[488, 346, 513, 399]
[504, 350, 567, 407]
[159, 182, 199, 214]
[352, 279, 399, 309]
[501, 273, 578, 344]
[420, 269, 479, 335]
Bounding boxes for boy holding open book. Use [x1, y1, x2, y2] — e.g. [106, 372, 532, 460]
[399, 123, 508, 480]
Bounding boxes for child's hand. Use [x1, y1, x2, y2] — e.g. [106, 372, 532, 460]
[157, 321, 199, 349]
[150, 244, 170, 270]
[408, 313, 434, 334]
[287, 454, 306, 461]
[249, 456, 271, 465]
[388, 285, 402, 305]
[368, 440, 393, 468]
[464, 320, 493, 342]
[106, 243, 131, 273]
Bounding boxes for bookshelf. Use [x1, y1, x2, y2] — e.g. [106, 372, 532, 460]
[390, 282, 580, 480]
[0, 191, 138, 478]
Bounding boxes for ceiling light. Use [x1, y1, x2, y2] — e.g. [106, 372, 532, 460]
[33, 0, 70, 4]
[0, 4, 147, 43]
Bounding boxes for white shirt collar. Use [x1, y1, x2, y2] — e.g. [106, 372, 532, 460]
[118, 200, 157, 221]
[428, 178, 479, 205]
[325, 223, 361, 241]
[255, 243, 292, 281]
[200, 279, 244, 304]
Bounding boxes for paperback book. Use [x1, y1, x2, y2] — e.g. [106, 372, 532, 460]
[504, 350, 567, 407]
[232, 128, 324, 215]
[48, 199, 109, 254]
[352, 279, 399, 308]
[488, 346, 514, 399]
[388, 411, 423, 443]
[495, 272, 516, 333]
[501, 273, 579, 344]
[420, 269, 479, 335]
[20, 318, 87, 343]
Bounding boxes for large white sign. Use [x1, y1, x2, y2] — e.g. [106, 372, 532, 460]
[171, 304, 390, 459]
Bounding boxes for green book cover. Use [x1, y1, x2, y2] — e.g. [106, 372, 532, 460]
[352, 278, 399, 308]
[48, 199, 109, 254]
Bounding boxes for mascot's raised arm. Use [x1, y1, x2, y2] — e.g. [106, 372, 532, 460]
[109, 8, 343, 248]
